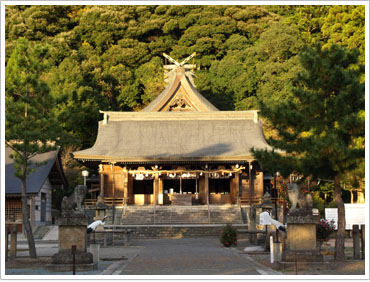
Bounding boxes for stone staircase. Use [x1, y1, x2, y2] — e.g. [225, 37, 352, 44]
[112, 205, 243, 226]
[209, 206, 244, 224]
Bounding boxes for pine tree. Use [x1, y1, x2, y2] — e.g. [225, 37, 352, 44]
[6, 38, 61, 258]
[252, 44, 364, 261]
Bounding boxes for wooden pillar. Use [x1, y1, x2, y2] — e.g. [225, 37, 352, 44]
[232, 172, 240, 204]
[259, 171, 264, 198]
[249, 162, 253, 204]
[158, 177, 163, 205]
[180, 176, 183, 194]
[123, 169, 129, 206]
[205, 173, 209, 205]
[199, 175, 205, 204]
[154, 173, 159, 205]
[99, 164, 104, 198]
[111, 163, 116, 205]
[128, 174, 133, 205]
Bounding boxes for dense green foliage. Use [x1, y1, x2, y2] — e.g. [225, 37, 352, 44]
[5, 38, 63, 258]
[252, 43, 364, 260]
[5, 5, 365, 148]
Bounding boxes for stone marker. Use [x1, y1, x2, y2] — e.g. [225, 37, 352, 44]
[361, 224, 365, 260]
[353, 225, 360, 260]
[5, 225, 9, 261]
[10, 225, 17, 259]
[273, 242, 283, 262]
[89, 243, 100, 264]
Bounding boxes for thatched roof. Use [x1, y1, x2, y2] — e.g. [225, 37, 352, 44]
[72, 111, 272, 163]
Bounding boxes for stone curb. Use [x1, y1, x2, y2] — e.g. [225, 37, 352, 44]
[226, 247, 283, 275]
[99, 253, 138, 275]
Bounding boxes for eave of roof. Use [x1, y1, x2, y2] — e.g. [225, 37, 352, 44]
[72, 117, 272, 163]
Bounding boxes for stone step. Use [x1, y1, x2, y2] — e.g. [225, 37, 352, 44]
[107, 205, 243, 226]
[99, 224, 248, 239]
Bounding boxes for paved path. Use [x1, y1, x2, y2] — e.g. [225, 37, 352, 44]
[8, 234, 280, 276]
[101, 237, 281, 275]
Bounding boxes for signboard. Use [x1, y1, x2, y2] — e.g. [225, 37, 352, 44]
[325, 204, 366, 230]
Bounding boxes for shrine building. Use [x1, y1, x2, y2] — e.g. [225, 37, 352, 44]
[72, 54, 273, 208]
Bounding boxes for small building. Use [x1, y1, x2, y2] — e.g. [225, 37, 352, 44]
[5, 146, 68, 230]
[72, 54, 273, 208]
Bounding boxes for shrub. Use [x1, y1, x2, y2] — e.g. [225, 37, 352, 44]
[316, 219, 336, 242]
[327, 200, 337, 208]
[220, 223, 237, 247]
[312, 192, 325, 216]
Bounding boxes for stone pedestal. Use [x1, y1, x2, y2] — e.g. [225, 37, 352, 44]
[46, 214, 97, 272]
[273, 242, 282, 262]
[89, 243, 100, 264]
[58, 215, 88, 252]
[282, 210, 323, 262]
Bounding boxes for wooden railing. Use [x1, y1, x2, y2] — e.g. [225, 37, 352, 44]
[84, 197, 125, 208]
[239, 197, 284, 205]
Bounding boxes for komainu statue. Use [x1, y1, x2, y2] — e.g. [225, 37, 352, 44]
[61, 185, 87, 215]
[287, 183, 313, 213]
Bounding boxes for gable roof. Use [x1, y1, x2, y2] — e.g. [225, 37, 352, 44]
[5, 146, 67, 195]
[141, 67, 218, 112]
[72, 111, 272, 163]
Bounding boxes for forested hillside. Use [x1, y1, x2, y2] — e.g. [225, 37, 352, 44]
[5, 5, 365, 149]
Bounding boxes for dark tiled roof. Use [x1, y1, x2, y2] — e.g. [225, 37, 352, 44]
[5, 147, 59, 195]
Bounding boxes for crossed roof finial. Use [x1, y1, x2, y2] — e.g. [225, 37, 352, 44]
[163, 52, 196, 67]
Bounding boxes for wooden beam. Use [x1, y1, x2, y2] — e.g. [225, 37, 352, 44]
[205, 173, 209, 205]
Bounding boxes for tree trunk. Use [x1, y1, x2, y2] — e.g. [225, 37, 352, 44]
[21, 178, 37, 258]
[334, 174, 345, 261]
